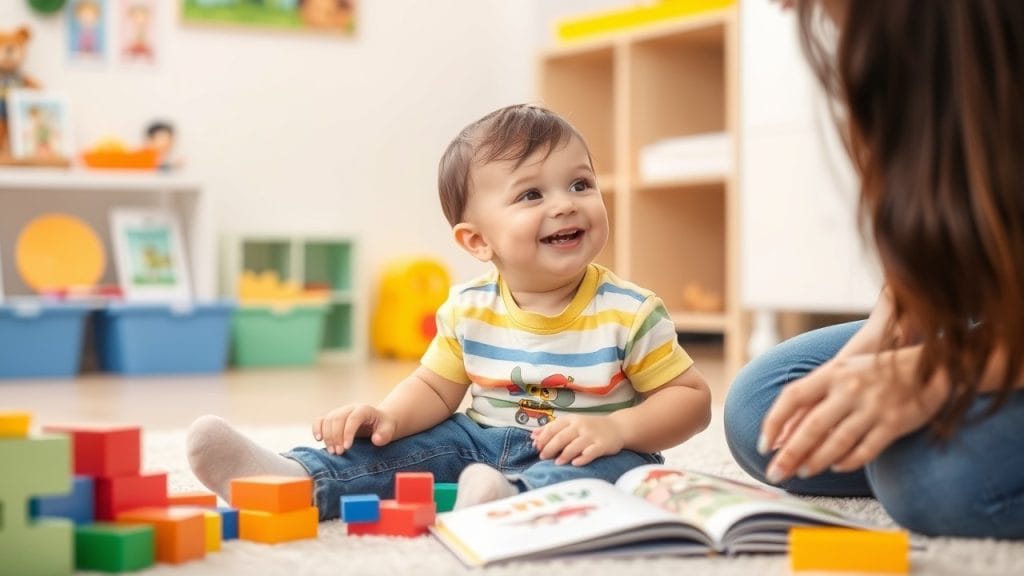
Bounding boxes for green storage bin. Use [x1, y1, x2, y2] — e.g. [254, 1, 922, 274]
[232, 304, 327, 367]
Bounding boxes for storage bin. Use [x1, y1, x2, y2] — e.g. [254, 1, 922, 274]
[96, 301, 234, 375]
[0, 301, 91, 379]
[232, 304, 327, 367]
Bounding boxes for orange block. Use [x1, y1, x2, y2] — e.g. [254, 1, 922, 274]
[168, 491, 218, 508]
[116, 507, 206, 565]
[172, 506, 223, 553]
[230, 476, 312, 513]
[346, 500, 435, 538]
[789, 527, 910, 573]
[239, 506, 318, 544]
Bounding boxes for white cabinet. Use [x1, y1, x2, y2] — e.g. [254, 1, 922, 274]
[0, 168, 213, 299]
[739, 1, 882, 355]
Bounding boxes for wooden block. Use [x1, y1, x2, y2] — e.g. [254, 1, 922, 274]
[75, 523, 154, 573]
[31, 475, 95, 525]
[341, 494, 380, 523]
[95, 472, 168, 521]
[0, 435, 73, 576]
[346, 499, 435, 538]
[434, 482, 458, 513]
[0, 411, 31, 437]
[42, 424, 141, 477]
[230, 475, 312, 514]
[217, 506, 239, 540]
[789, 527, 910, 573]
[116, 507, 206, 565]
[396, 472, 434, 504]
[239, 506, 318, 544]
[168, 491, 218, 508]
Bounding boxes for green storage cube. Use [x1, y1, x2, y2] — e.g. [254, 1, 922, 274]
[75, 523, 154, 572]
[232, 304, 327, 367]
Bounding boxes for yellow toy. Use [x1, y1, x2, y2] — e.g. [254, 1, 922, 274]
[789, 526, 910, 573]
[371, 258, 450, 361]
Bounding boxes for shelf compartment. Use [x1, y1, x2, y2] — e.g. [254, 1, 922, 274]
[303, 240, 353, 292]
[539, 45, 616, 175]
[322, 302, 353, 352]
[240, 240, 292, 282]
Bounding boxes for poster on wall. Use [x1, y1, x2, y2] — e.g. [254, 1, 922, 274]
[110, 208, 192, 302]
[67, 0, 108, 62]
[118, 0, 159, 65]
[180, 0, 357, 36]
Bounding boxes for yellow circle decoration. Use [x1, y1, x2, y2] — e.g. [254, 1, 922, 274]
[16, 213, 105, 292]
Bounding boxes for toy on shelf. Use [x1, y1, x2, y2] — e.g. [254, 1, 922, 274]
[237, 270, 329, 306]
[0, 26, 39, 160]
[81, 136, 159, 170]
[371, 258, 450, 361]
[681, 281, 723, 313]
[145, 120, 183, 171]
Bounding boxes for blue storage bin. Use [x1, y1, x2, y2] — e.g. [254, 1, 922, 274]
[0, 301, 90, 379]
[96, 301, 235, 375]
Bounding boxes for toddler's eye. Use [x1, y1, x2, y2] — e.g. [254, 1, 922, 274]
[517, 189, 542, 202]
[570, 179, 592, 192]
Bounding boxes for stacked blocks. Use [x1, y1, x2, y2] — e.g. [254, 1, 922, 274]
[217, 506, 240, 541]
[168, 491, 218, 508]
[31, 475, 95, 525]
[116, 507, 206, 564]
[341, 494, 380, 523]
[345, 472, 437, 537]
[231, 476, 318, 544]
[0, 420, 74, 576]
[74, 523, 155, 573]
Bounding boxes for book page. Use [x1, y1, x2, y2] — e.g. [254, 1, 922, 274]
[616, 465, 871, 545]
[431, 478, 699, 567]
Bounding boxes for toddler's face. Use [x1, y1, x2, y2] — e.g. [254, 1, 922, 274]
[463, 135, 608, 291]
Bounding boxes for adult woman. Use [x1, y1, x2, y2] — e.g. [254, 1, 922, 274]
[725, 0, 1024, 538]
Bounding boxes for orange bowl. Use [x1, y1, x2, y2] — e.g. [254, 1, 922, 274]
[81, 148, 160, 170]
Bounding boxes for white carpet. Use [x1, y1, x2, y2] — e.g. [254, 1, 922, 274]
[125, 412, 1024, 576]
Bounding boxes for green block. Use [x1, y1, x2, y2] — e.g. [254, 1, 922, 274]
[76, 523, 155, 573]
[434, 483, 458, 513]
[0, 518, 73, 576]
[0, 436, 73, 575]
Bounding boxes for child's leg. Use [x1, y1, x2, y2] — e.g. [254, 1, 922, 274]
[186, 415, 308, 501]
[515, 449, 664, 492]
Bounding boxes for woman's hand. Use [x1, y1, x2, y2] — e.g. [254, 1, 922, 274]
[531, 415, 626, 466]
[760, 346, 950, 483]
[312, 404, 398, 456]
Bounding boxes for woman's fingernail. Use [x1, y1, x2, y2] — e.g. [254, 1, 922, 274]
[765, 465, 784, 484]
[757, 434, 770, 455]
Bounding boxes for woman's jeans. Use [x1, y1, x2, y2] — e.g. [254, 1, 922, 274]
[286, 413, 662, 520]
[724, 321, 1024, 538]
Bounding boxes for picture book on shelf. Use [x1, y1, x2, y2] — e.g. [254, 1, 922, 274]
[430, 464, 886, 567]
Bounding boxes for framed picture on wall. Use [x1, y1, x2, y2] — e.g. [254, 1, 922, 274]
[67, 0, 109, 62]
[180, 0, 357, 36]
[110, 208, 192, 302]
[7, 90, 74, 161]
[118, 0, 159, 65]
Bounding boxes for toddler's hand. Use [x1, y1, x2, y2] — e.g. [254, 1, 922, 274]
[530, 415, 625, 466]
[312, 404, 398, 455]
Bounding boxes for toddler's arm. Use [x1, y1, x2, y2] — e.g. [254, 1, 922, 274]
[313, 365, 466, 455]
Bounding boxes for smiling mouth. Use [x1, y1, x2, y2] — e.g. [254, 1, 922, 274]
[541, 229, 584, 244]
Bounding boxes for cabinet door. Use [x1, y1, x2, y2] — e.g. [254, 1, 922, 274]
[739, 0, 881, 313]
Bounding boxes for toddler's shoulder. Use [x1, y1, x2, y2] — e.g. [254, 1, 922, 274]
[447, 269, 501, 306]
[592, 264, 658, 310]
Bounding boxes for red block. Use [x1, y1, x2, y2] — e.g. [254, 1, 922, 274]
[346, 499, 435, 538]
[42, 424, 141, 477]
[395, 472, 434, 504]
[95, 472, 168, 520]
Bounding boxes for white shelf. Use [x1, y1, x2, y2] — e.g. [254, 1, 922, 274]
[0, 168, 201, 194]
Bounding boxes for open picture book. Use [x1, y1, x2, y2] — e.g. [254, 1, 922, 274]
[430, 464, 883, 567]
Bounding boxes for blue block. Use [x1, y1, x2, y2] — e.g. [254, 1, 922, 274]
[341, 494, 380, 523]
[31, 475, 95, 525]
[217, 506, 239, 540]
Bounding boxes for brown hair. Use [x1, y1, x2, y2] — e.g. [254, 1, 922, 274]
[797, 0, 1024, 437]
[437, 103, 591, 226]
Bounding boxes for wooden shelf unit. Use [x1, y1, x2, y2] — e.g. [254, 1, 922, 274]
[539, 7, 743, 377]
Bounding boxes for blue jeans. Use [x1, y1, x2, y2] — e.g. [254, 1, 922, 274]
[285, 413, 663, 520]
[725, 321, 1024, 538]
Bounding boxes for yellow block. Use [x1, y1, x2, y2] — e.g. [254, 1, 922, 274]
[557, 0, 735, 43]
[789, 527, 910, 573]
[0, 411, 31, 437]
[203, 510, 222, 552]
[239, 506, 318, 544]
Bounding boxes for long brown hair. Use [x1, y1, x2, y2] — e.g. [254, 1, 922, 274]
[797, 0, 1024, 437]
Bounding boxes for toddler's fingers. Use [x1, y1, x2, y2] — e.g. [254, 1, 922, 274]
[555, 437, 589, 466]
[371, 417, 397, 446]
[342, 406, 375, 450]
[571, 444, 603, 467]
[312, 417, 324, 442]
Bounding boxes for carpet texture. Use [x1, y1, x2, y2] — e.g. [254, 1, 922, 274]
[134, 412, 1023, 576]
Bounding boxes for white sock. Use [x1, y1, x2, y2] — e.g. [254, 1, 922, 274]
[186, 414, 308, 503]
[453, 463, 518, 510]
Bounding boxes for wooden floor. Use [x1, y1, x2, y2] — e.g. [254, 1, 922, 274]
[3, 344, 728, 430]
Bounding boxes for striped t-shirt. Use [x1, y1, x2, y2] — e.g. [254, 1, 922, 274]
[420, 264, 694, 429]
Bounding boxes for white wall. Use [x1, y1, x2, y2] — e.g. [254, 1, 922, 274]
[0, 2, 537, 300]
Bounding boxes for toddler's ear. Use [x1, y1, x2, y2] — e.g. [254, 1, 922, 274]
[453, 223, 492, 262]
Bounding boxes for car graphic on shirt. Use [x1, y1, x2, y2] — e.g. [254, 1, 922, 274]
[514, 399, 555, 426]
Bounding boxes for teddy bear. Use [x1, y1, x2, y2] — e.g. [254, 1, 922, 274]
[0, 26, 40, 157]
